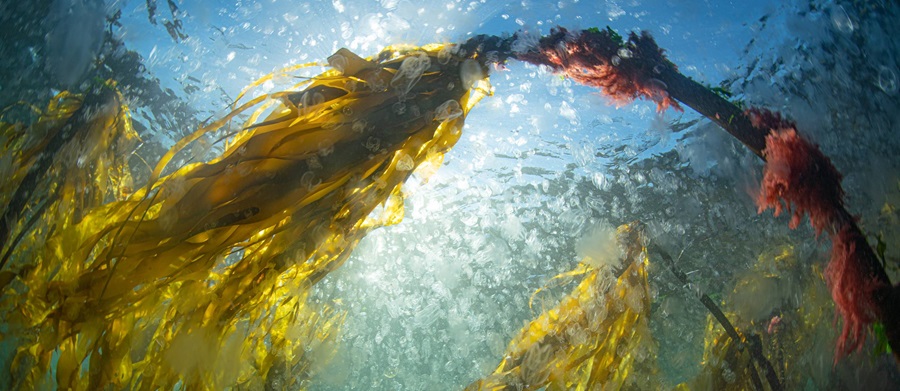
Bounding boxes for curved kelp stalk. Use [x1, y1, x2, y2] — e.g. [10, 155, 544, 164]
[493, 26, 899, 362]
[466, 223, 659, 391]
[0, 43, 495, 389]
[655, 246, 781, 391]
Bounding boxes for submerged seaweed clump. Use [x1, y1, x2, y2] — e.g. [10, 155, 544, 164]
[0, 43, 494, 389]
[467, 223, 659, 391]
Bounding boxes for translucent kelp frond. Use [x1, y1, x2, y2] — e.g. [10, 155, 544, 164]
[466, 222, 658, 391]
[0, 84, 138, 213]
[678, 319, 759, 391]
[0, 82, 141, 388]
[0, 44, 492, 389]
[0, 82, 139, 272]
[678, 247, 836, 391]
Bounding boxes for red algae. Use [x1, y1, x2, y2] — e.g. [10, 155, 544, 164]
[515, 28, 682, 112]
[826, 227, 884, 360]
[753, 113, 888, 361]
[756, 127, 843, 235]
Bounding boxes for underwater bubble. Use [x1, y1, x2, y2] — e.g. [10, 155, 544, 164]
[572, 141, 594, 167]
[392, 102, 407, 116]
[340, 22, 353, 40]
[344, 79, 358, 92]
[878, 66, 898, 95]
[318, 142, 334, 157]
[308, 156, 323, 170]
[723, 366, 737, 384]
[611, 55, 621, 66]
[617, 48, 633, 59]
[300, 171, 321, 190]
[592, 172, 609, 191]
[648, 78, 668, 91]
[434, 100, 463, 122]
[365, 137, 380, 151]
[367, 74, 387, 92]
[831, 6, 855, 34]
[391, 53, 430, 95]
[396, 153, 414, 171]
[460, 59, 484, 89]
[331, 0, 345, 13]
[559, 101, 578, 124]
[300, 91, 326, 113]
[328, 54, 348, 73]
[437, 45, 457, 65]
[352, 120, 367, 133]
[577, 222, 623, 269]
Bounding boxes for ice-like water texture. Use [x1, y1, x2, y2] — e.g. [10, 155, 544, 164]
[2, 0, 899, 389]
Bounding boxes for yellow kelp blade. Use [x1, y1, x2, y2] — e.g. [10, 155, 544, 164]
[467, 222, 659, 391]
[0, 84, 138, 257]
[0, 82, 138, 277]
[0, 82, 140, 389]
[1, 43, 492, 390]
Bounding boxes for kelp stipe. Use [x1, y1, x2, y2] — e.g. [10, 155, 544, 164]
[504, 26, 900, 362]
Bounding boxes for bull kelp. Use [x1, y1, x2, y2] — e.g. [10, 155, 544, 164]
[0, 43, 495, 389]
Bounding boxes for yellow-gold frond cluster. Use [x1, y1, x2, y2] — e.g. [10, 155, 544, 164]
[0, 43, 491, 390]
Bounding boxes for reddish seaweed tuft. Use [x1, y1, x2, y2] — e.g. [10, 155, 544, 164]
[756, 127, 843, 235]
[826, 227, 884, 361]
[515, 28, 682, 112]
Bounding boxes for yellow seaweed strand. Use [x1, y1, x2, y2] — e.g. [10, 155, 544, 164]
[2, 44, 494, 390]
[467, 223, 659, 391]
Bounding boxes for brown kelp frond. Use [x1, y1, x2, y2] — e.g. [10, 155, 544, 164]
[467, 222, 659, 391]
[0, 85, 137, 215]
[0, 82, 139, 273]
[1, 43, 492, 389]
[514, 27, 682, 112]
